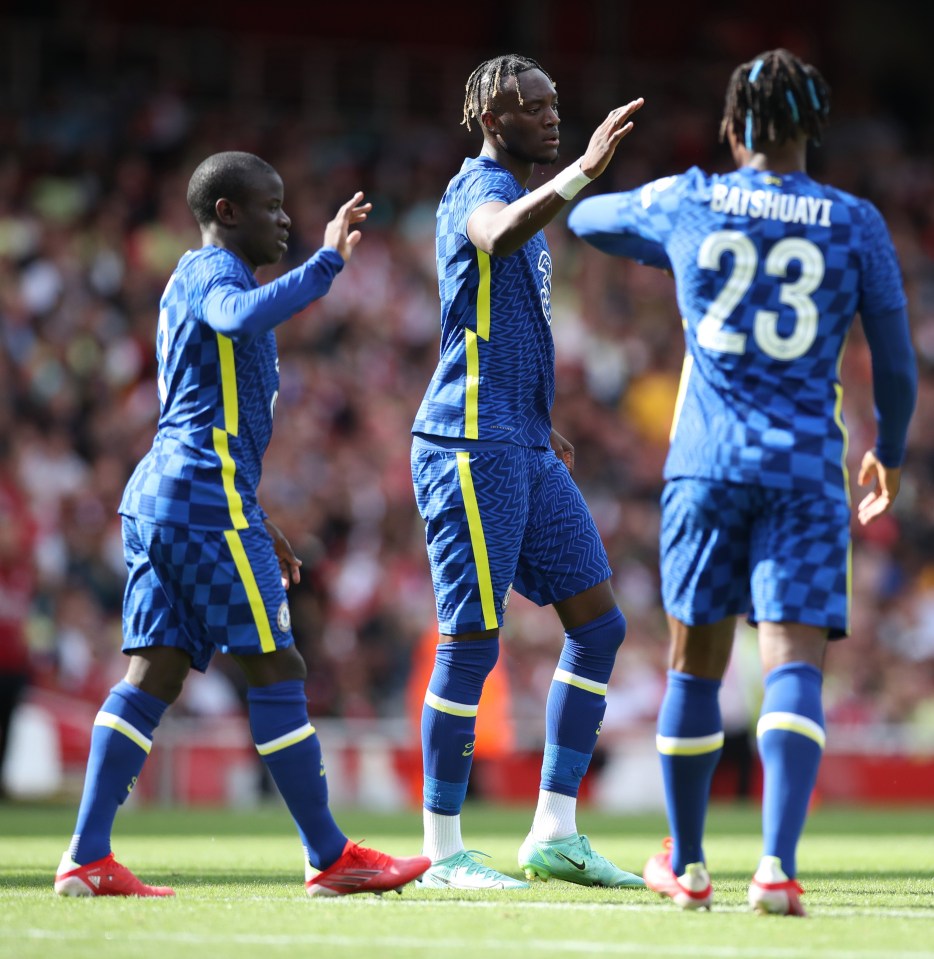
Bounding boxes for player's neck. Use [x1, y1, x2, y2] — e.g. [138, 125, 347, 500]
[736, 137, 807, 175]
[480, 143, 534, 187]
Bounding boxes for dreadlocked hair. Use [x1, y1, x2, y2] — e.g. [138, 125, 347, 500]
[461, 54, 552, 130]
[719, 48, 831, 151]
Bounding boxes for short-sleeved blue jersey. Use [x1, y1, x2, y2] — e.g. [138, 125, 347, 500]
[121, 244, 342, 528]
[569, 166, 910, 501]
[412, 155, 555, 449]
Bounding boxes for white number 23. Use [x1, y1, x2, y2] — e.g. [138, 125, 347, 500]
[696, 231, 824, 361]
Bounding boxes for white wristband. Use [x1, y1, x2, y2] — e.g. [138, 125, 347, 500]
[552, 160, 593, 200]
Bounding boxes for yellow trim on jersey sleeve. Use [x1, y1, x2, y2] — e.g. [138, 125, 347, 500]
[465, 329, 480, 439]
[476, 250, 491, 340]
[669, 343, 693, 443]
[464, 250, 492, 439]
[834, 343, 852, 634]
[224, 529, 276, 652]
[213, 428, 248, 530]
[455, 450, 499, 630]
[217, 334, 239, 435]
[214, 332, 248, 529]
[833, 382, 849, 503]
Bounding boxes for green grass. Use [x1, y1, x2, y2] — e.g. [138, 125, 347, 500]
[1, 803, 932, 959]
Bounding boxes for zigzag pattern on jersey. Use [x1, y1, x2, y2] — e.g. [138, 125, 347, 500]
[417, 157, 555, 449]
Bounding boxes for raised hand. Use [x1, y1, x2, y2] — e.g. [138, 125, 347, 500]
[580, 98, 645, 180]
[323, 191, 373, 262]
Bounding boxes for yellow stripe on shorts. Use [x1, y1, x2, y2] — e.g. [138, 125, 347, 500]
[455, 451, 498, 630]
[224, 528, 276, 653]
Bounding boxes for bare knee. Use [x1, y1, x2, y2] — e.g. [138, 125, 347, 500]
[668, 616, 736, 680]
[758, 622, 827, 675]
[234, 645, 307, 687]
[124, 648, 192, 704]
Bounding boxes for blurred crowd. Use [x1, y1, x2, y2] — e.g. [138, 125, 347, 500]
[1, 14, 933, 773]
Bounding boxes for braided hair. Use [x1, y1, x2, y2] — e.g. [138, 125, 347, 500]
[720, 49, 831, 151]
[461, 54, 553, 131]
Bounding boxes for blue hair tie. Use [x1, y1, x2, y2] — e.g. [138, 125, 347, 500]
[806, 77, 821, 110]
[785, 90, 800, 123]
[748, 59, 764, 83]
[745, 110, 754, 150]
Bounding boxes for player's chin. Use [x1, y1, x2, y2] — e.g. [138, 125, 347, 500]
[538, 146, 560, 165]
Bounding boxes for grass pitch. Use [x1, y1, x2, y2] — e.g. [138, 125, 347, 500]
[1, 802, 932, 959]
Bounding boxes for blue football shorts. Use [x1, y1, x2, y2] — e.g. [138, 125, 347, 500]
[660, 478, 851, 637]
[411, 436, 612, 634]
[121, 515, 295, 672]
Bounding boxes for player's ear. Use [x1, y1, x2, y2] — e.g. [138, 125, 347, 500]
[480, 110, 499, 134]
[215, 197, 238, 227]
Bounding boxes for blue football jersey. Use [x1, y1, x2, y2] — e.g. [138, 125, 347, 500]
[568, 166, 909, 500]
[412, 155, 555, 449]
[120, 244, 343, 528]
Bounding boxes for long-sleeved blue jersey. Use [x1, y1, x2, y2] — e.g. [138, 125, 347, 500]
[569, 166, 917, 500]
[120, 245, 343, 528]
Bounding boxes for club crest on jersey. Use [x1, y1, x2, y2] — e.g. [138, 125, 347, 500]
[538, 250, 553, 325]
[502, 583, 513, 612]
[277, 601, 291, 632]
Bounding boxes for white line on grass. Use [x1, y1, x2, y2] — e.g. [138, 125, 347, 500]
[4, 928, 934, 959]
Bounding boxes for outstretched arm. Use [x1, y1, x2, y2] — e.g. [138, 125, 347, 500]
[204, 193, 371, 338]
[467, 99, 644, 258]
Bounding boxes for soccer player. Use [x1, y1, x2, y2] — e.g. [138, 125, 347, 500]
[411, 54, 647, 890]
[54, 151, 429, 898]
[569, 49, 917, 916]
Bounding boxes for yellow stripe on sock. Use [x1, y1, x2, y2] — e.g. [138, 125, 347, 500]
[553, 667, 607, 696]
[656, 731, 724, 757]
[255, 721, 316, 756]
[95, 711, 152, 754]
[757, 711, 826, 749]
[425, 690, 479, 717]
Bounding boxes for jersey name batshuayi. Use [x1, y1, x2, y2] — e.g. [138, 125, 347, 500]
[120, 247, 277, 529]
[592, 166, 907, 500]
[413, 155, 555, 449]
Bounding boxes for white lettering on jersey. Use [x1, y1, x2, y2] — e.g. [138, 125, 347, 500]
[710, 185, 832, 226]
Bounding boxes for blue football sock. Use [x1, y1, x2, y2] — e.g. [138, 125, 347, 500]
[421, 637, 499, 815]
[69, 680, 169, 864]
[541, 607, 625, 798]
[248, 680, 347, 870]
[758, 662, 825, 878]
[656, 670, 723, 874]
